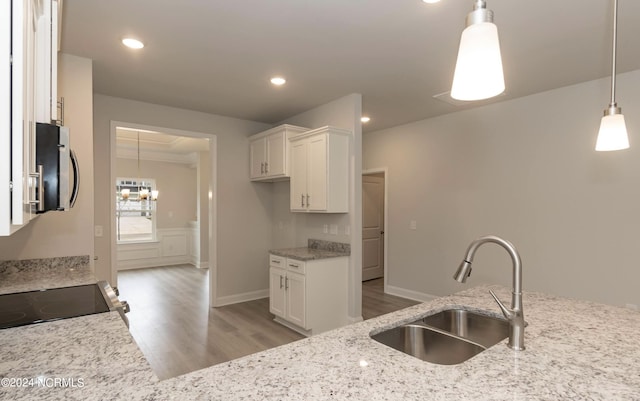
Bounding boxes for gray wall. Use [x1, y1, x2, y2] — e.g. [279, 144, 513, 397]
[363, 69, 640, 308]
[93, 94, 272, 299]
[0, 54, 94, 264]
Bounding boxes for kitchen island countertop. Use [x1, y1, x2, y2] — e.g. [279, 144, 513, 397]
[2, 284, 640, 400]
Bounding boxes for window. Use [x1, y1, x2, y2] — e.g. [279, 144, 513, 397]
[116, 178, 157, 242]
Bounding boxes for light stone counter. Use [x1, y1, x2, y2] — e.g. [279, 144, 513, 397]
[0, 256, 94, 295]
[270, 238, 350, 261]
[2, 284, 640, 400]
[0, 312, 157, 401]
[127, 285, 640, 400]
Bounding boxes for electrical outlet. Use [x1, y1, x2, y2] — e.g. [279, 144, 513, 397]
[94, 225, 103, 237]
[330, 224, 338, 235]
[323, 224, 329, 234]
[409, 220, 417, 230]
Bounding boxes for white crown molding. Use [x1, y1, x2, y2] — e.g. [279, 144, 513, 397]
[117, 146, 198, 164]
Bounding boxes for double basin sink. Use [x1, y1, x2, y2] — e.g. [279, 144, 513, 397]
[371, 308, 510, 365]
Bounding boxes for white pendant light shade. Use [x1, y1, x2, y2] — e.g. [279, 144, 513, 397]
[595, 0, 630, 152]
[451, 0, 505, 102]
[596, 113, 629, 151]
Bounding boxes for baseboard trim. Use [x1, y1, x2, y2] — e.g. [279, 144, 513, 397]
[385, 284, 439, 303]
[194, 261, 209, 269]
[117, 257, 192, 271]
[214, 289, 269, 307]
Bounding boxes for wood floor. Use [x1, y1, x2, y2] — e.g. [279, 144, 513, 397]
[117, 265, 419, 380]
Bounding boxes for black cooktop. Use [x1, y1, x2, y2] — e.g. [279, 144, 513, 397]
[0, 284, 110, 329]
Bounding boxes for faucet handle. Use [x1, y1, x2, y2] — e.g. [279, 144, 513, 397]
[489, 289, 515, 320]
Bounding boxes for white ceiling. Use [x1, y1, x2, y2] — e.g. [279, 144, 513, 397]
[61, 0, 640, 133]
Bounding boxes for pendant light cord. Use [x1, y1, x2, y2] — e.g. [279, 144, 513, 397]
[610, 0, 618, 106]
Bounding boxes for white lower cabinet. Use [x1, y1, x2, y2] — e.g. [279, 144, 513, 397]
[269, 254, 348, 336]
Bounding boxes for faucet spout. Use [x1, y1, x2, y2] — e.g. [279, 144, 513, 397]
[453, 235, 526, 351]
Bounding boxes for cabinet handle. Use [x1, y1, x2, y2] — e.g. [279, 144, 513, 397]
[29, 165, 45, 212]
[279, 275, 284, 289]
[272, 259, 281, 264]
[261, 162, 265, 174]
[306, 194, 310, 207]
[285, 276, 289, 290]
[264, 162, 268, 173]
[301, 194, 305, 207]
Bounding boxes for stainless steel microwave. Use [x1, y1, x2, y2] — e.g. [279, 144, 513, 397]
[35, 122, 79, 213]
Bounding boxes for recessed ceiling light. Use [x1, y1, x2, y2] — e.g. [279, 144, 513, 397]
[361, 116, 371, 123]
[422, 0, 441, 3]
[122, 38, 144, 49]
[270, 77, 286, 86]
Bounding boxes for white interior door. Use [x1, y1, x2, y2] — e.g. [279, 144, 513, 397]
[362, 174, 384, 281]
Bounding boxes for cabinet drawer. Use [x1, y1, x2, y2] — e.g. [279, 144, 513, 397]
[269, 254, 286, 267]
[286, 259, 306, 274]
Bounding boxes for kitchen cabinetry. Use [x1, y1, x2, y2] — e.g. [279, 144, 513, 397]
[1, 0, 40, 235]
[269, 254, 348, 336]
[289, 126, 350, 213]
[249, 124, 308, 181]
[1, 0, 59, 236]
[36, 0, 61, 124]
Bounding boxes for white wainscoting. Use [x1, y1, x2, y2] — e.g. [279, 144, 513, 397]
[117, 228, 192, 270]
[187, 222, 208, 269]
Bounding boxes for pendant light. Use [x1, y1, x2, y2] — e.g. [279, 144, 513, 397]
[595, 0, 629, 151]
[451, 0, 505, 101]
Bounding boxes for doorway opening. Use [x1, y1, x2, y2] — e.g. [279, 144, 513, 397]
[109, 121, 217, 306]
[362, 170, 386, 282]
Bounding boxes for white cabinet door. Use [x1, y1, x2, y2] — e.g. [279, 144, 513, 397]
[269, 267, 287, 319]
[307, 134, 327, 212]
[249, 137, 267, 179]
[266, 130, 285, 177]
[285, 271, 306, 329]
[36, 0, 59, 124]
[289, 139, 308, 212]
[289, 127, 349, 213]
[1, 0, 46, 235]
[0, 0, 11, 234]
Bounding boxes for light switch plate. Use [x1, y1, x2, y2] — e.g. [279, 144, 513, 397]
[410, 220, 417, 230]
[94, 225, 103, 237]
[330, 224, 338, 235]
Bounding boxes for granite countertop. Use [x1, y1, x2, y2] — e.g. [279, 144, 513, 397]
[0, 312, 157, 401]
[3, 282, 640, 400]
[0, 256, 94, 295]
[270, 238, 351, 261]
[123, 285, 640, 400]
[269, 247, 350, 261]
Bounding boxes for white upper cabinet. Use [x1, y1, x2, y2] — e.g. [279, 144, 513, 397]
[1, 0, 57, 236]
[249, 124, 308, 182]
[289, 126, 350, 213]
[35, 0, 61, 124]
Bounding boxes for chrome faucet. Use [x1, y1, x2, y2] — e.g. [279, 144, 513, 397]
[453, 235, 526, 351]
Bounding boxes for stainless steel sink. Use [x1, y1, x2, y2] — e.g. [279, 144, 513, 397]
[370, 308, 509, 365]
[420, 308, 509, 348]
